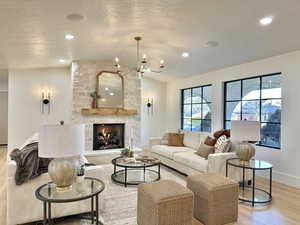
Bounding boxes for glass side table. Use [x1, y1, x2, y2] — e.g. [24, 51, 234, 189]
[226, 158, 272, 207]
[35, 177, 105, 225]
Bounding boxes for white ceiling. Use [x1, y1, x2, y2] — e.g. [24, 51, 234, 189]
[0, 0, 300, 80]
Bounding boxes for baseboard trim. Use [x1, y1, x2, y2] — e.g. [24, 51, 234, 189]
[272, 170, 300, 189]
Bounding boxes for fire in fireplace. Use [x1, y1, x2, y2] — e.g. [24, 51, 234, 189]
[93, 123, 125, 150]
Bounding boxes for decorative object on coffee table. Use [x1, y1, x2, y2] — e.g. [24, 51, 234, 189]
[76, 163, 85, 184]
[226, 158, 272, 206]
[39, 124, 85, 191]
[231, 120, 260, 162]
[35, 177, 105, 225]
[111, 156, 160, 187]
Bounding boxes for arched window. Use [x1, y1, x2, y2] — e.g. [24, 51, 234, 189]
[224, 73, 282, 149]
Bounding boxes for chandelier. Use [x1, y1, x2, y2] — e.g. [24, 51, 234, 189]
[113, 36, 165, 79]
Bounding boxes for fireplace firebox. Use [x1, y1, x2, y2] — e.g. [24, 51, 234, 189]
[93, 123, 125, 150]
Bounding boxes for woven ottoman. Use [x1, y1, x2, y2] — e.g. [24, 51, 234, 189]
[137, 180, 194, 225]
[187, 173, 239, 225]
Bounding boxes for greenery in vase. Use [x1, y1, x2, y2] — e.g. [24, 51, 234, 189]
[90, 91, 101, 100]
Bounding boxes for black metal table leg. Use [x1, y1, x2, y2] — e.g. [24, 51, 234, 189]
[43, 201, 47, 225]
[242, 167, 245, 191]
[226, 161, 228, 177]
[125, 167, 127, 187]
[252, 169, 255, 207]
[96, 195, 99, 225]
[48, 202, 52, 225]
[270, 167, 272, 197]
[158, 164, 161, 179]
[91, 196, 94, 224]
[143, 166, 146, 182]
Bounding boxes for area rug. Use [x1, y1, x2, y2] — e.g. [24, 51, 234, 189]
[99, 164, 187, 225]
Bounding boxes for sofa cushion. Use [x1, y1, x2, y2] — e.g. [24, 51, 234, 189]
[151, 145, 194, 159]
[183, 131, 209, 150]
[173, 152, 208, 172]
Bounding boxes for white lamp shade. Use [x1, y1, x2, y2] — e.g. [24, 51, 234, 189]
[38, 124, 85, 158]
[231, 120, 261, 142]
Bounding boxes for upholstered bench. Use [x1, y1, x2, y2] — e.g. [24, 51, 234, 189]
[137, 180, 194, 225]
[187, 173, 239, 225]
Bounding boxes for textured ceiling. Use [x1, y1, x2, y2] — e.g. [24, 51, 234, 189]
[0, 0, 300, 80]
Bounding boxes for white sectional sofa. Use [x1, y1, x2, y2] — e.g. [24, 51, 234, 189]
[150, 131, 238, 176]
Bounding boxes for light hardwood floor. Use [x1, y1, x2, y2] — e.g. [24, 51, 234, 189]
[1, 147, 300, 225]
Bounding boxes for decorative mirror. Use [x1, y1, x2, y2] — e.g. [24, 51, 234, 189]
[96, 71, 124, 108]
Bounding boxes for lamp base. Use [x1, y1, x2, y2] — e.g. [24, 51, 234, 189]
[236, 142, 256, 162]
[48, 158, 77, 191]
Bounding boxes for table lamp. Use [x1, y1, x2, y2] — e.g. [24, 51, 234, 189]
[39, 124, 85, 191]
[231, 120, 260, 162]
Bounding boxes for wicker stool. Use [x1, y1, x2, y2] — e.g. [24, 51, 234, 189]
[137, 180, 194, 225]
[187, 173, 239, 225]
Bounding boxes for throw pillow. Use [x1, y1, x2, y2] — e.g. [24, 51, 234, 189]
[168, 133, 184, 147]
[204, 136, 217, 146]
[213, 129, 231, 139]
[195, 143, 215, 159]
[214, 135, 231, 153]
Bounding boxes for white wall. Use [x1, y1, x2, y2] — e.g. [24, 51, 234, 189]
[8, 68, 72, 151]
[166, 50, 300, 188]
[141, 77, 167, 149]
[0, 81, 8, 91]
[0, 89, 8, 144]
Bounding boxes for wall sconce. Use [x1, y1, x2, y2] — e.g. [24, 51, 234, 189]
[41, 89, 51, 114]
[146, 97, 154, 115]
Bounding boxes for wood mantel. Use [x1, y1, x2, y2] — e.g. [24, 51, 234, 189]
[81, 107, 138, 116]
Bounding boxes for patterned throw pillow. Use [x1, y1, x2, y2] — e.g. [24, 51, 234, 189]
[214, 135, 231, 153]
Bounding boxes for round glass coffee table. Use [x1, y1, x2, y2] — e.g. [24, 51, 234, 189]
[111, 156, 161, 187]
[226, 158, 272, 206]
[35, 177, 105, 225]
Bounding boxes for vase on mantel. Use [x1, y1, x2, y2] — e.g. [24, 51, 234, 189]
[91, 99, 97, 109]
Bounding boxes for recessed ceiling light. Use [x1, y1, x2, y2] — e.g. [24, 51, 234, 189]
[59, 59, 66, 63]
[65, 34, 75, 40]
[109, 93, 114, 96]
[206, 41, 219, 47]
[105, 87, 109, 91]
[101, 98, 106, 102]
[66, 13, 84, 22]
[260, 17, 273, 26]
[182, 52, 189, 58]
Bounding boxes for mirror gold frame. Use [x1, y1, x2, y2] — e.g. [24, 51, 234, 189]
[96, 71, 124, 109]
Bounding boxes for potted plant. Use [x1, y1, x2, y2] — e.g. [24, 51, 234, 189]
[90, 91, 101, 108]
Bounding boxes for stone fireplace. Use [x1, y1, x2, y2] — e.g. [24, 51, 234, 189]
[93, 123, 125, 150]
[71, 61, 141, 152]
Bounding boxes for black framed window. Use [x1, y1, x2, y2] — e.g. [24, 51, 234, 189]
[181, 85, 212, 132]
[224, 73, 282, 149]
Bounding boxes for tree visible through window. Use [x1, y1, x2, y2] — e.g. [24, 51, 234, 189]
[224, 73, 282, 149]
[181, 85, 212, 132]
